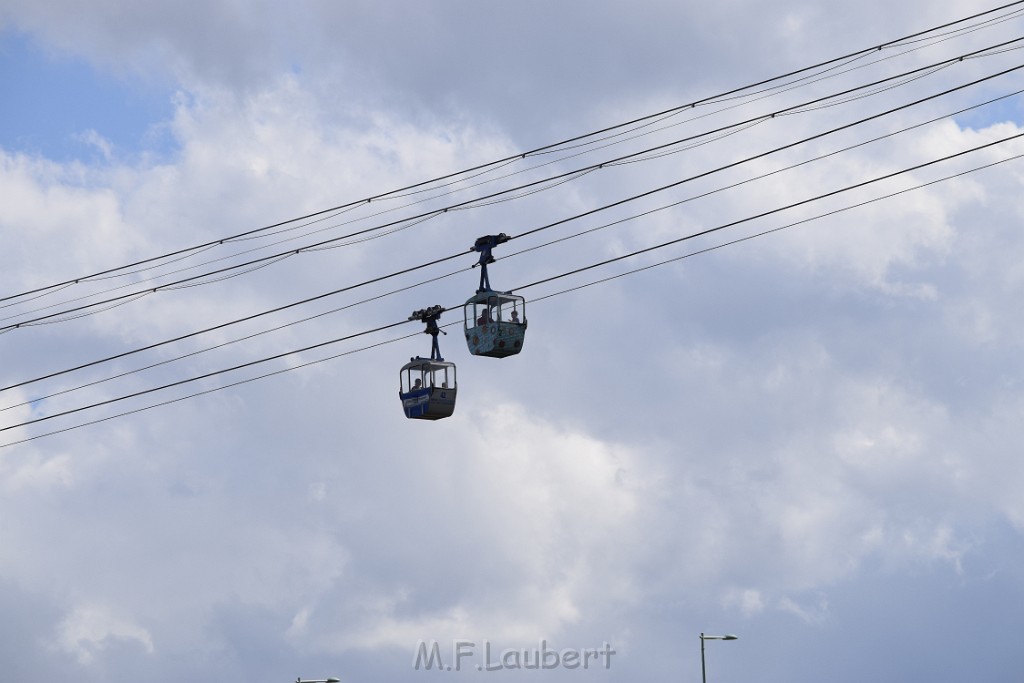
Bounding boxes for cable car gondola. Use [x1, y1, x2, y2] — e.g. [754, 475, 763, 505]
[463, 234, 527, 358]
[399, 305, 457, 420]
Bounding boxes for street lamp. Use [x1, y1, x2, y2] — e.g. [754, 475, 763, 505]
[296, 678, 340, 683]
[700, 633, 737, 683]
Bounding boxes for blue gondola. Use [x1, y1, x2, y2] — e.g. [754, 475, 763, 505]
[463, 234, 527, 358]
[399, 306, 457, 420]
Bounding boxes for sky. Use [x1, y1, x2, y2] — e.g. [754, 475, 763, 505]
[1, 1, 1024, 682]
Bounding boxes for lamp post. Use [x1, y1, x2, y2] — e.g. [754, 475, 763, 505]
[700, 633, 737, 683]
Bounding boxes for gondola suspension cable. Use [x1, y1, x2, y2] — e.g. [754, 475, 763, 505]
[502, 61, 1024, 245]
[524, 152, 1024, 306]
[7, 82, 1020, 411]
[0, 253, 298, 325]
[3, 0, 1022, 305]
[0, 266, 474, 413]
[0, 248, 468, 392]
[4, 40, 1021, 333]
[510, 144, 1024, 295]
[4, 142, 1022, 448]
[3, 67, 1021, 393]
[501, 85, 1024, 260]
[286, 18, 1016, 233]
[0, 318, 413, 434]
[888, 3, 1024, 47]
[247, 21, 1024, 244]
[0, 328, 427, 449]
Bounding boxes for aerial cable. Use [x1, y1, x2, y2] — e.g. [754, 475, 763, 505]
[268, 18, 1012, 246]
[358, 18, 1006, 213]
[152, 254, 295, 291]
[234, 204, 436, 250]
[0, 317, 412, 435]
[606, 120, 768, 166]
[778, 64, 956, 115]
[3, 205, 446, 322]
[302, 214, 441, 251]
[8, 14, 1024, 301]
[665, 14, 998, 111]
[508, 61, 1024, 244]
[558, 29, 975, 163]
[0, 328, 425, 449]
[970, 43, 1024, 57]
[5, 98, 755, 313]
[18, 292, 153, 327]
[3, 65, 1020, 391]
[0, 248, 469, 392]
[6, 81, 1017, 409]
[439, 168, 599, 211]
[0, 282, 75, 312]
[517, 1, 1024, 139]
[3, 0, 1022, 305]
[6, 32, 1021, 322]
[4, 143, 1022, 449]
[0, 253, 298, 324]
[704, 6, 1024, 105]
[890, 3, 1024, 47]
[510, 132, 1024, 293]
[65, 243, 222, 283]
[218, 199, 370, 244]
[0, 265, 473, 413]
[0, 242, 223, 317]
[14, 146, 1024, 440]
[502, 85, 1024, 261]
[592, 28, 1016, 166]
[5, 42, 1020, 332]
[9, 81, 1012, 410]
[8, 131, 1024, 431]
[526, 153, 1024, 305]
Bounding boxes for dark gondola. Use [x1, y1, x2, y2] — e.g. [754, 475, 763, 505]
[399, 306, 457, 420]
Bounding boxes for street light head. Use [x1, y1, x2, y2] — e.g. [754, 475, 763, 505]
[723, 635, 738, 640]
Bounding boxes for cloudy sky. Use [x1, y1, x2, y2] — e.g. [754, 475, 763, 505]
[2, 1, 1024, 681]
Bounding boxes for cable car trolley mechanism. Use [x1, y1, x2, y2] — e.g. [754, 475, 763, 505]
[399, 305, 457, 420]
[464, 234, 527, 358]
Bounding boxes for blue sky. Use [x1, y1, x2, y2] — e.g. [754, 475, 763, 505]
[2, 2, 1024, 682]
[953, 92, 1024, 129]
[0, 29, 175, 161]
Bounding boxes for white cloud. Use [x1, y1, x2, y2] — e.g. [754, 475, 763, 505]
[75, 130, 115, 162]
[724, 588, 765, 617]
[54, 603, 155, 664]
[0, 449, 75, 491]
[298, 400, 647, 652]
[777, 594, 830, 625]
